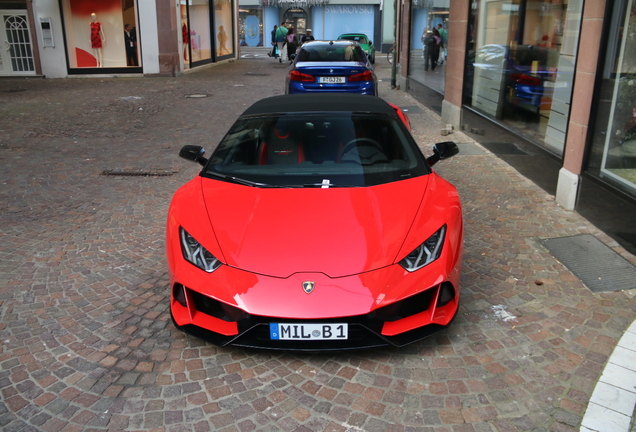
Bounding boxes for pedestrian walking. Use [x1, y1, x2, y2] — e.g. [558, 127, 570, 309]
[437, 23, 448, 63]
[286, 27, 298, 62]
[431, 29, 443, 70]
[422, 30, 434, 70]
[275, 22, 288, 62]
[300, 29, 314, 44]
[268, 25, 278, 57]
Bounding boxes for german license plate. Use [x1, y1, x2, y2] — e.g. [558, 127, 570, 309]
[269, 323, 348, 340]
[318, 76, 345, 84]
[544, 81, 567, 88]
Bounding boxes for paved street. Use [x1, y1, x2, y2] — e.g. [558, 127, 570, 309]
[1, 53, 635, 432]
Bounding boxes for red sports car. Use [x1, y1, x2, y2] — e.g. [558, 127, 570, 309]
[167, 93, 463, 350]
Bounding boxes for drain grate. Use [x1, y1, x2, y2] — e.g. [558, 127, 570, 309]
[102, 169, 173, 177]
[244, 73, 270, 76]
[541, 234, 636, 293]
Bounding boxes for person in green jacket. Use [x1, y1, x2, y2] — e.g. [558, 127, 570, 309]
[275, 22, 288, 62]
[437, 24, 448, 64]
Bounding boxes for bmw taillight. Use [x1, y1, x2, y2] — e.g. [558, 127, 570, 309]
[510, 73, 541, 86]
[349, 70, 374, 82]
[289, 70, 315, 82]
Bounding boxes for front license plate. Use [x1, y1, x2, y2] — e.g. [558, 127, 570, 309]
[270, 323, 348, 340]
[318, 76, 346, 84]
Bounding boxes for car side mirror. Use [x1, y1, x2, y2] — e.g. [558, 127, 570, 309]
[179, 145, 208, 166]
[427, 141, 459, 166]
[369, 40, 373, 46]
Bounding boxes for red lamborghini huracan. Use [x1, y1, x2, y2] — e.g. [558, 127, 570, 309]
[167, 93, 463, 350]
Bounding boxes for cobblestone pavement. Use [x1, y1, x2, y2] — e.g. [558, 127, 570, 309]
[1, 54, 635, 432]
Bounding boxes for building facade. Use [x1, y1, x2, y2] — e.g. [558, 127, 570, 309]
[395, 0, 636, 256]
[238, 0, 392, 53]
[0, 0, 239, 78]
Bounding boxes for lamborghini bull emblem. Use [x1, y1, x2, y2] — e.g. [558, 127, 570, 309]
[302, 281, 315, 294]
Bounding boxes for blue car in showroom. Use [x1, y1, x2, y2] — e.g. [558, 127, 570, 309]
[285, 40, 378, 96]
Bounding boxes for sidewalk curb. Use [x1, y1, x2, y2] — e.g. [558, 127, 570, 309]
[581, 319, 636, 432]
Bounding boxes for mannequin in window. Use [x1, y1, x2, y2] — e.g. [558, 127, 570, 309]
[182, 15, 189, 62]
[124, 24, 137, 66]
[90, 13, 105, 67]
[218, 25, 228, 55]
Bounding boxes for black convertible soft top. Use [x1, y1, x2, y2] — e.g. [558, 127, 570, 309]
[241, 94, 397, 117]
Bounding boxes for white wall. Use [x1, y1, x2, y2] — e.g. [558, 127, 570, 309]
[139, 0, 160, 74]
[32, 0, 66, 78]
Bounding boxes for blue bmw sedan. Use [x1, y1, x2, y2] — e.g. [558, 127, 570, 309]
[285, 40, 378, 96]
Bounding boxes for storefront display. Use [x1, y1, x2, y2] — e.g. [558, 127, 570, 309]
[588, 0, 636, 196]
[239, 8, 263, 46]
[408, 2, 449, 94]
[182, 1, 213, 65]
[463, 0, 583, 156]
[62, 0, 141, 69]
[214, 0, 234, 57]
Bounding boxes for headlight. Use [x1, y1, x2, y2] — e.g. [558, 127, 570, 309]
[180, 228, 222, 273]
[399, 225, 446, 272]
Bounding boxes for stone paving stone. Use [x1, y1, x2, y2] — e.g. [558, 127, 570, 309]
[0, 55, 635, 432]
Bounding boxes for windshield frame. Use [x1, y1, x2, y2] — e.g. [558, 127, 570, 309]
[200, 111, 431, 188]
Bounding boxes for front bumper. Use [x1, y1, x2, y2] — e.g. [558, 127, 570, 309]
[169, 259, 461, 350]
[170, 284, 459, 351]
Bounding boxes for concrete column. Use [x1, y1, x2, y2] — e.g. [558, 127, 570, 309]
[155, 0, 180, 77]
[556, 0, 607, 210]
[441, 0, 469, 128]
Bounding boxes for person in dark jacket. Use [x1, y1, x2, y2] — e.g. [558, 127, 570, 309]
[268, 25, 278, 58]
[422, 30, 435, 71]
[300, 29, 314, 44]
[430, 28, 443, 70]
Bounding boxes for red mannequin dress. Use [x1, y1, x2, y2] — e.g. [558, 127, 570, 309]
[90, 21, 103, 49]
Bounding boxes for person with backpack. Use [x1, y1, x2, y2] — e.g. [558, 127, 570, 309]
[430, 28, 443, 70]
[274, 22, 288, 63]
[286, 27, 298, 63]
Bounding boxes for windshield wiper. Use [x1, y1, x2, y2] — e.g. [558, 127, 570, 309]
[206, 171, 283, 188]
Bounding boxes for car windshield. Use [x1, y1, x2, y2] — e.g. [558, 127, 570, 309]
[297, 44, 367, 62]
[339, 35, 368, 44]
[203, 112, 430, 187]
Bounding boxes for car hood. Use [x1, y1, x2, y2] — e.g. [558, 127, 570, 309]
[201, 176, 430, 278]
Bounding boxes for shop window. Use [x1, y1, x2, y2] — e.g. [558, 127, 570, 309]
[408, 2, 449, 95]
[62, 0, 141, 69]
[239, 8, 263, 47]
[214, 0, 234, 58]
[181, 1, 212, 66]
[588, 0, 636, 195]
[464, 0, 583, 156]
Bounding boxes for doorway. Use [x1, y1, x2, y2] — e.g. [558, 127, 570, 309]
[283, 8, 307, 38]
[0, 11, 35, 76]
